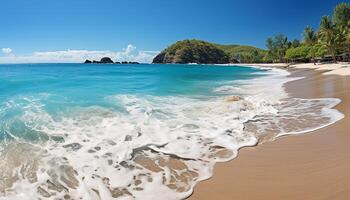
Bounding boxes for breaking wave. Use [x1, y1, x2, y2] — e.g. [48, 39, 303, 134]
[0, 67, 343, 200]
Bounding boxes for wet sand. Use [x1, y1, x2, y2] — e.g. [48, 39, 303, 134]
[189, 68, 350, 200]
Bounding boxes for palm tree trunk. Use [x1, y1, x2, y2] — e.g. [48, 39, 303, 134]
[332, 46, 337, 63]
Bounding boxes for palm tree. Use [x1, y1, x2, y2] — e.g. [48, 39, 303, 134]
[337, 21, 350, 57]
[266, 34, 290, 62]
[277, 35, 290, 62]
[318, 16, 342, 63]
[333, 3, 350, 58]
[333, 2, 350, 30]
[346, 25, 350, 53]
[303, 26, 317, 45]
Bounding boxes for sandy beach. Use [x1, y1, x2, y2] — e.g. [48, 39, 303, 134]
[189, 65, 350, 200]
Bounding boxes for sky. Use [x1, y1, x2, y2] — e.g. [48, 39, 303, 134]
[0, 0, 347, 63]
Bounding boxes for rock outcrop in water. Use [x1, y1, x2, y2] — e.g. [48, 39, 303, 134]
[225, 96, 242, 102]
[84, 58, 140, 64]
[100, 57, 114, 64]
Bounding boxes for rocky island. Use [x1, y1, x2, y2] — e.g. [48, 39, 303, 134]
[152, 39, 267, 64]
[153, 40, 230, 64]
[84, 57, 139, 64]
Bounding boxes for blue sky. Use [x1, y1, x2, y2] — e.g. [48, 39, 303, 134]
[0, 0, 347, 63]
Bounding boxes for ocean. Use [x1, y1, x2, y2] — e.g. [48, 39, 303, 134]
[0, 63, 343, 199]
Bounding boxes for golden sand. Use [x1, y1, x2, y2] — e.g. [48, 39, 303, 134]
[189, 68, 350, 200]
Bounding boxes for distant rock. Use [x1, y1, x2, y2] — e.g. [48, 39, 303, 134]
[152, 52, 166, 63]
[100, 57, 114, 64]
[114, 61, 139, 64]
[84, 58, 139, 64]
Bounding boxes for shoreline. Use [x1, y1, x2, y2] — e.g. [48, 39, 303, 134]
[189, 66, 350, 199]
[222, 62, 350, 76]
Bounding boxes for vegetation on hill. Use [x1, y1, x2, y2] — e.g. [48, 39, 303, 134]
[153, 40, 229, 64]
[214, 44, 267, 63]
[152, 40, 267, 64]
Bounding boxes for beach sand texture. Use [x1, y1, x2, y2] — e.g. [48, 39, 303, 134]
[189, 67, 350, 200]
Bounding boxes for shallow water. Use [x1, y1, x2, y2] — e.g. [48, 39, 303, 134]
[0, 64, 343, 199]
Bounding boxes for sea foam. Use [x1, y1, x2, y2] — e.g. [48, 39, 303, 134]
[0, 66, 343, 200]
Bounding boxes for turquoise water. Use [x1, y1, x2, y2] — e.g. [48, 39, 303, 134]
[0, 63, 344, 200]
[0, 63, 263, 98]
[0, 63, 264, 142]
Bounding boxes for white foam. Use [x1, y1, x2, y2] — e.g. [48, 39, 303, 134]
[0, 66, 344, 200]
[276, 98, 344, 137]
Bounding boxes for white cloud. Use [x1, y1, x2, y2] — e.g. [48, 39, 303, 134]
[123, 44, 137, 55]
[2, 48, 12, 54]
[0, 45, 159, 64]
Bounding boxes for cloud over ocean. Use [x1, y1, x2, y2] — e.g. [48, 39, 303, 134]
[0, 44, 159, 64]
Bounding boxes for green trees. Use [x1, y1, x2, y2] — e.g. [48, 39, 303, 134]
[267, 2, 350, 64]
[214, 44, 266, 63]
[308, 44, 327, 59]
[278, 2, 350, 64]
[303, 26, 317, 45]
[288, 2, 349, 64]
[333, 3, 350, 29]
[285, 46, 311, 61]
[333, 2, 350, 55]
[291, 39, 301, 48]
[283, 3, 350, 63]
[303, 3, 349, 63]
[318, 16, 342, 62]
[266, 34, 290, 62]
[345, 26, 350, 53]
[234, 50, 262, 63]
